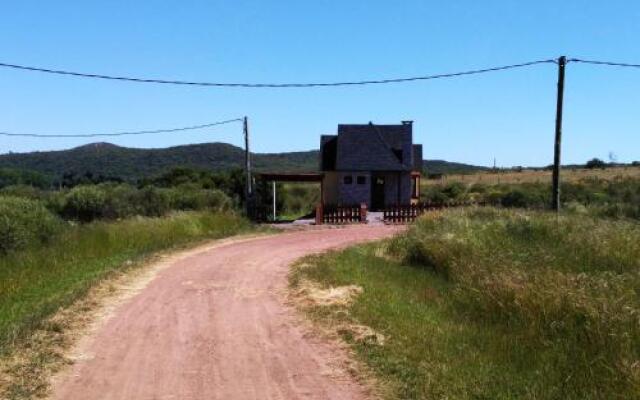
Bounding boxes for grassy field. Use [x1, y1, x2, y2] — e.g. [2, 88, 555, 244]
[0, 211, 253, 353]
[424, 165, 640, 186]
[291, 208, 640, 399]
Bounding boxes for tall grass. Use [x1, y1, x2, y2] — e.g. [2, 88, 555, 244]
[294, 209, 640, 399]
[0, 211, 252, 352]
[389, 209, 640, 398]
[421, 176, 640, 220]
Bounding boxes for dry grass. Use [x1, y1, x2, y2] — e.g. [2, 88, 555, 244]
[424, 165, 640, 186]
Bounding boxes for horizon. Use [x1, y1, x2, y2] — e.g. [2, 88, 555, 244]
[1, 1, 639, 166]
[2, 140, 634, 170]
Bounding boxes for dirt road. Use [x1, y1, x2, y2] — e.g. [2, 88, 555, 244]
[51, 226, 400, 400]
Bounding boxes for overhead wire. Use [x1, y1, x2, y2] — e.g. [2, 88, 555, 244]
[0, 59, 557, 88]
[0, 118, 243, 138]
[568, 58, 640, 69]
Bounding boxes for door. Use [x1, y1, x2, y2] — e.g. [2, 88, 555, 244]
[371, 175, 385, 210]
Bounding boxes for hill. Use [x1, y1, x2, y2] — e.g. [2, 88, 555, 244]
[0, 142, 483, 182]
[422, 159, 487, 175]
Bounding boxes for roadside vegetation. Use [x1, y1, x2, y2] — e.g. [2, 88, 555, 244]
[0, 211, 252, 353]
[422, 176, 640, 220]
[292, 208, 640, 399]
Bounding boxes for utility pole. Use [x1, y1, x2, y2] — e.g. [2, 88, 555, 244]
[243, 116, 253, 214]
[552, 56, 566, 212]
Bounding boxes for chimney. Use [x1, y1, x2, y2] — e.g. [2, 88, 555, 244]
[401, 120, 413, 126]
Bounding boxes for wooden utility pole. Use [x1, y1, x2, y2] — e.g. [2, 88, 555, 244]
[243, 116, 252, 193]
[552, 56, 566, 212]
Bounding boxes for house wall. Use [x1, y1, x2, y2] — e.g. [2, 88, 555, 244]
[324, 170, 412, 207]
[322, 172, 339, 205]
[382, 172, 412, 206]
[338, 171, 371, 205]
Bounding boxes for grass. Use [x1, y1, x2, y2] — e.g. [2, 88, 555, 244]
[291, 208, 640, 399]
[423, 165, 640, 186]
[0, 211, 254, 353]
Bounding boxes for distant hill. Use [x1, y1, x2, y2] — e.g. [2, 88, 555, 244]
[422, 160, 487, 175]
[0, 142, 483, 182]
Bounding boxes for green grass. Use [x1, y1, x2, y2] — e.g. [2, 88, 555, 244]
[291, 208, 640, 399]
[0, 211, 255, 353]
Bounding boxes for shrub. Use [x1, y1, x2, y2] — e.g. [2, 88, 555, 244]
[0, 197, 61, 253]
[98, 183, 138, 219]
[136, 186, 171, 217]
[586, 158, 606, 169]
[63, 185, 107, 222]
[0, 184, 42, 200]
[168, 184, 231, 211]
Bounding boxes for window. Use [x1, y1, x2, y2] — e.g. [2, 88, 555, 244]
[343, 175, 353, 184]
[412, 175, 420, 199]
[356, 176, 366, 185]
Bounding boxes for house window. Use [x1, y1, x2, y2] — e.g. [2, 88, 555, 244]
[343, 176, 353, 184]
[411, 175, 420, 199]
[356, 176, 366, 185]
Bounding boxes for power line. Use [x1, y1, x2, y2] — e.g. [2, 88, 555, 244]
[569, 58, 640, 69]
[0, 118, 243, 138]
[0, 59, 556, 88]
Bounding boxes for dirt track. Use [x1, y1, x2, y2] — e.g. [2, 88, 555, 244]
[51, 226, 401, 400]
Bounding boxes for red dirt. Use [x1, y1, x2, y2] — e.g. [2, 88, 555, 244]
[51, 225, 401, 400]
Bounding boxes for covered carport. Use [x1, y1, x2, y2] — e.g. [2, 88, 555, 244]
[256, 172, 324, 222]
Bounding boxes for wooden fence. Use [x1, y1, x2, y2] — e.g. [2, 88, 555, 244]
[317, 204, 366, 225]
[383, 201, 475, 224]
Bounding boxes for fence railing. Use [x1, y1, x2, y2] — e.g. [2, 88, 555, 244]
[383, 201, 476, 223]
[317, 204, 367, 225]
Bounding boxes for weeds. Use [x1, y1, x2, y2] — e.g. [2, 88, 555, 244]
[294, 209, 640, 399]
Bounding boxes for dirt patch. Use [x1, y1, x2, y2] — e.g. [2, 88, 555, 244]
[297, 281, 364, 307]
[292, 279, 385, 346]
[0, 233, 271, 400]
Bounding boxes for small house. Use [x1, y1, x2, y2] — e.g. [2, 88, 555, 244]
[319, 121, 422, 210]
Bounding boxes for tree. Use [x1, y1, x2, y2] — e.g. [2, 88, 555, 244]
[585, 158, 606, 169]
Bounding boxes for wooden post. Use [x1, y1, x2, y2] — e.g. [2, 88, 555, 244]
[552, 56, 566, 212]
[315, 204, 323, 225]
[272, 181, 276, 221]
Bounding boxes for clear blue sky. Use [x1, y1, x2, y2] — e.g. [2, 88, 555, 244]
[1, 1, 638, 166]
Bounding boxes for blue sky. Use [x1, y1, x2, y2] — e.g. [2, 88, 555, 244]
[0, 1, 638, 166]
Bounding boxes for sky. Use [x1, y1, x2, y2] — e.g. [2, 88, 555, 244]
[0, 1, 638, 167]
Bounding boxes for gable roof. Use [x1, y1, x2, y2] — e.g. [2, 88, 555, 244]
[334, 123, 413, 171]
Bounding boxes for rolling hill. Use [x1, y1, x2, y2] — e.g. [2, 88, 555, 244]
[0, 142, 484, 182]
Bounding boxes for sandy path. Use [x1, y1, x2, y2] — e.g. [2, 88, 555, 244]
[51, 225, 401, 400]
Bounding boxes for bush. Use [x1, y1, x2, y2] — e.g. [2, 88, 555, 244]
[586, 158, 606, 169]
[389, 209, 640, 397]
[63, 185, 107, 222]
[136, 186, 171, 217]
[0, 197, 61, 253]
[0, 184, 43, 200]
[168, 184, 231, 211]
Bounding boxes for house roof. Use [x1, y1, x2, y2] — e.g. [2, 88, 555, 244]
[334, 123, 413, 171]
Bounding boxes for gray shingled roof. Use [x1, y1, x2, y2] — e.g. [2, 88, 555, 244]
[334, 124, 412, 171]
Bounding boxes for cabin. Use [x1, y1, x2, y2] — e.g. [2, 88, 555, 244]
[319, 121, 422, 210]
